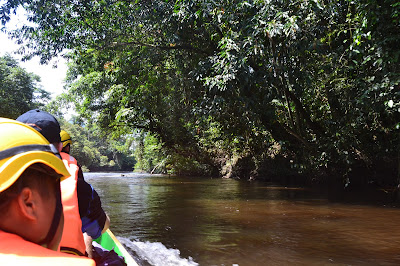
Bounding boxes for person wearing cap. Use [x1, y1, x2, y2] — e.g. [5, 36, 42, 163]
[0, 118, 95, 266]
[16, 110, 110, 258]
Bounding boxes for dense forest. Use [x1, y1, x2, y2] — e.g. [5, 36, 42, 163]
[0, 54, 136, 172]
[1, 1, 399, 187]
[0, 54, 50, 118]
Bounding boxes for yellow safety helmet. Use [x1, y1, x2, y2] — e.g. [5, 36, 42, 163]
[0, 118, 70, 192]
[60, 130, 72, 148]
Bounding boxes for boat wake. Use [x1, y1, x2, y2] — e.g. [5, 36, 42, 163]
[119, 237, 199, 266]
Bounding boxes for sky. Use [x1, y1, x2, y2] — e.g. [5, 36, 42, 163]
[0, 31, 68, 99]
[0, 6, 68, 99]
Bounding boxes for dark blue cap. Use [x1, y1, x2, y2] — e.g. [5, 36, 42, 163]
[16, 109, 61, 143]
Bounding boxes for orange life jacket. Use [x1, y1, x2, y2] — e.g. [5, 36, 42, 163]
[0, 230, 95, 266]
[59, 152, 86, 256]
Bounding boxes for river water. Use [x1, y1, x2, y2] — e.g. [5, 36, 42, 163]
[85, 172, 400, 266]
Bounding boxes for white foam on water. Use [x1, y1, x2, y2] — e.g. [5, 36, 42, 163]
[119, 237, 199, 266]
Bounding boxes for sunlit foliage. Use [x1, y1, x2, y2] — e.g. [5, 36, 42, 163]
[0, 54, 50, 118]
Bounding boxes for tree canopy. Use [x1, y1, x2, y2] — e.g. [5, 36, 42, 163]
[2, 0, 399, 185]
[0, 54, 50, 118]
[52, 116, 136, 172]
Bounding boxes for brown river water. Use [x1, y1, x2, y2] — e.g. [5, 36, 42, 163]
[85, 173, 400, 266]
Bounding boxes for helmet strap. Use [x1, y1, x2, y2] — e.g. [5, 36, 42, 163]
[37, 182, 63, 247]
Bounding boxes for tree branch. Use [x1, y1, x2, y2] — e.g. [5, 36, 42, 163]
[280, 123, 312, 148]
[102, 41, 210, 55]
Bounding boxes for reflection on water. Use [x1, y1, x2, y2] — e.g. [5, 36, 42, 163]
[85, 173, 400, 266]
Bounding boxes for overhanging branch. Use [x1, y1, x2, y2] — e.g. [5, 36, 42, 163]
[102, 40, 210, 55]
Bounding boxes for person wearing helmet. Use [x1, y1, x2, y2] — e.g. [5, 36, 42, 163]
[60, 129, 127, 266]
[17, 110, 110, 258]
[59, 129, 111, 258]
[0, 118, 95, 266]
[60, 130, 72, 152]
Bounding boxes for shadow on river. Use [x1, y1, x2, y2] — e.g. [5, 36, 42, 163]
[85, 172, 400, 266]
